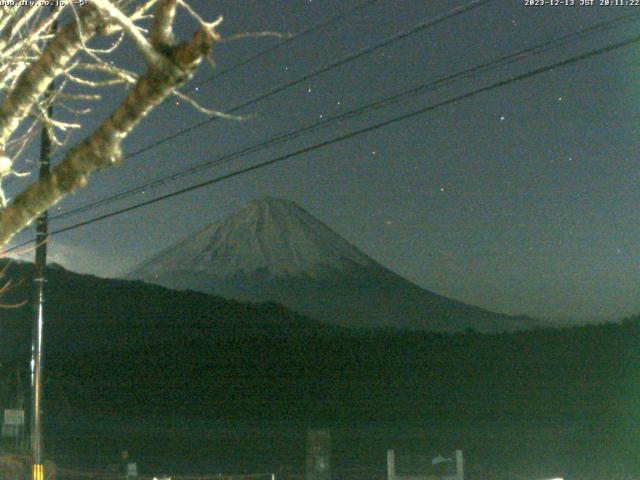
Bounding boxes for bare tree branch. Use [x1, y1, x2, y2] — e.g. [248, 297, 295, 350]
[0, 4, 222, 247]
[151, 0, 178, 49]
[91, 0, 163, 65]
[0, 5, 105, 150]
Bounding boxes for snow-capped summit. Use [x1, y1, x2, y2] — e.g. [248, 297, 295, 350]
[129, 197, 378, 281]
[127, 197, 533, 332]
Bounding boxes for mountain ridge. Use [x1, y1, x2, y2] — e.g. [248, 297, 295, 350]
[127, 197, 534, 333]
[129, 197, 381, 280]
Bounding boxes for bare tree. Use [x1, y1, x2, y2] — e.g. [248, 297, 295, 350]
[0, 0, 227, 248]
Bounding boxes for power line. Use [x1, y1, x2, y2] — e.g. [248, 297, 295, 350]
[187, 0, 385, 91]
[44, 0, 385, 169]
[3, 31, 636, 254]
[108, 0, 495, 162]
[45, 0, 497, 220]
[51, 11, 640, 222]
[46, 0, 485, 170]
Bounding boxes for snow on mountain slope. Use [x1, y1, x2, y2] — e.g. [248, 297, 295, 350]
[127, 197, 533, 332]
[130, 197, 379, 281]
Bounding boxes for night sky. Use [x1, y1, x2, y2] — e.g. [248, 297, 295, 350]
[6, 0, 640, 322]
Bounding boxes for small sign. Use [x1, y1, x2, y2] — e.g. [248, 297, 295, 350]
[127, 463, 138, 478]
[4, 409, 24, 426]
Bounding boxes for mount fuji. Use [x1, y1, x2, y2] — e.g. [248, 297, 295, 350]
[126, 197, 532, 332]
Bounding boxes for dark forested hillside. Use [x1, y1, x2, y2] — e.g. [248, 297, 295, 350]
[0, 260, 638, 477]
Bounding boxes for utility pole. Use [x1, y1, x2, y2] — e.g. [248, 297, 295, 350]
[31, 10, 56, 480]
[31, 105, 50, 480]
[31, 91, 51, 480]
